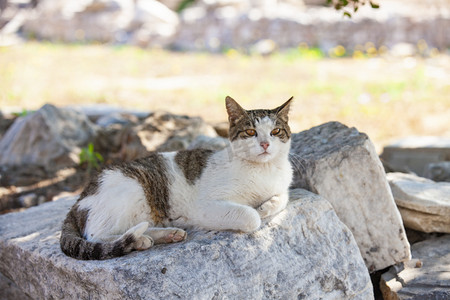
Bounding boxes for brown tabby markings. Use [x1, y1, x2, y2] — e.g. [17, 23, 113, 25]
[60, 205, 136, 260]
[60, 153, 170, 260]
[227, 106, 292, 143]
[114, 153, 170, 225]
[175, 149, 214, 185]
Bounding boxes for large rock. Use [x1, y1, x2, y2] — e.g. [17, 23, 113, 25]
[0, 189, 374, 299]
[381, 136, 450, 176]
[290, 122, 411, 272]
[0, 104, 98, 171]
[380, 234, 450, 300]
[387, 172, 450, 233]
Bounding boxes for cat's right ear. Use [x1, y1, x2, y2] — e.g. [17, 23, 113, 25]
[225, 96, 247, 124]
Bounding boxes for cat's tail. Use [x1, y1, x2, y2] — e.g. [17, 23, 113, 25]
[60, 206, 149, 260]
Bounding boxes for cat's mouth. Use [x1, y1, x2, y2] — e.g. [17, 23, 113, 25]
[258, 151, 270, 156]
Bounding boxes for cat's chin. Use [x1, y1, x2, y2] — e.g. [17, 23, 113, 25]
[237, 152, 275, 164]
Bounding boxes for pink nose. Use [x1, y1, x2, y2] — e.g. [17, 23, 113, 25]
[260, 142, 269, 150]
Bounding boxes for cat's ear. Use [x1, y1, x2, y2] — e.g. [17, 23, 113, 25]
[226, 96, 247, 124]
[274, 96, 293, 123]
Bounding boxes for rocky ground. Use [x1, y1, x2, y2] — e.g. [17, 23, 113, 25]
[0, 104, 449, 299]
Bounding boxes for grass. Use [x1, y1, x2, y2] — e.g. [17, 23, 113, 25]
[0, 42, 449, 152]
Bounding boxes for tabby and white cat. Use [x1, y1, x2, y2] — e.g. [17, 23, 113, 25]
[60, 96, 294, 260]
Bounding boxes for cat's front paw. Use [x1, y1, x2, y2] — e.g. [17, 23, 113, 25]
[163, 229, 187, 243]
[238, 207, 261, 232]
[257, 195, 288, 219]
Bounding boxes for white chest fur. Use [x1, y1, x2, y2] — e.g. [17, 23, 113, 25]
[196, 147, 293, 208]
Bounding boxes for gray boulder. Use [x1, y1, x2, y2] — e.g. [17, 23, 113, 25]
[0, 104, 98, 171]
[0, 189, 374, 299]
[387, 172, 450, 233]
[290, 122, 411, 272]
[380, 234, 450, 300]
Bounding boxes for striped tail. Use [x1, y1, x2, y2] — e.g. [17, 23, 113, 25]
[60, 206, 148, 260]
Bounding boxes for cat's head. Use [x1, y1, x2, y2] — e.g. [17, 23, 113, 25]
[225, 96, 292, 163]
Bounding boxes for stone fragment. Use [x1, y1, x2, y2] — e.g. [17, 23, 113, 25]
[290, 122, 410, 272]
[380, 136, 450, 176]
[380, 234, 450, 300]
[17, 193, 38, 208]
[424, 161, 450, 182]
[387, 172, 450, 233]
[0, 190, 374, 299]
[0, 104, 98, 171]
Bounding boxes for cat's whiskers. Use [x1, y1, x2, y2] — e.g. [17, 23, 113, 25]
[288, 153, 307, 176]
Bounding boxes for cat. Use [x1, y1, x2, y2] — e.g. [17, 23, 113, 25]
[60, 96, 294, 260]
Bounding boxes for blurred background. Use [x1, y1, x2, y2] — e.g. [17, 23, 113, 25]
[0, 0, 449, 151]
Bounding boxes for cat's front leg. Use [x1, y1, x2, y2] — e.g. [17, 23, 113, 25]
[257, 193, 289, 219]
[192, 201, 261, 233]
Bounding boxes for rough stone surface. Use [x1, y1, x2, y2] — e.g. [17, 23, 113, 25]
[0, 189, 374, 300]
[105, 111, 218, 161]
[380, 234, 450, 300]
[0, 272, 31, 300]
[424, 161, 450, 182]
[290, 121, 411, 272]
[387, 172, 450, 233]
[380, 136, 450, 176]
[0, 104, 98, 171]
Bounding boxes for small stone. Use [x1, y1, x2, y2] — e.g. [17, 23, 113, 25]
[424, 161, 450, 182]
[18, 193, 37, 208]
[387, 172, 450, 233]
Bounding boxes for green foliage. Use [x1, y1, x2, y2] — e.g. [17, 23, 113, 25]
[327, 0, 380, 17]
[79, 143, 104, 172]
[12, 109, 35, 117]
[176, 0, 196, 12]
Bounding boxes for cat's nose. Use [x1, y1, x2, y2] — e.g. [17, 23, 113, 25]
[260, 142, 270, 150]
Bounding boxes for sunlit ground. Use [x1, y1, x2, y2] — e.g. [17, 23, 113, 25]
[1, 42, 449, 152]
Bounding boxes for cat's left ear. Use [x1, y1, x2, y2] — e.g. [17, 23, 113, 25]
[274, 96, 293, 123]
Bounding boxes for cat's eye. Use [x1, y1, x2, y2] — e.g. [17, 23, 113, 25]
[271, 128, 281, 136]
[245, 129, 256, 136]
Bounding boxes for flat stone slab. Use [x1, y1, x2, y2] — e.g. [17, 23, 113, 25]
[0, 189, 373, 300]
[381, 234, 450, 300]
[381, 136, 450, 176]
[387, 172, 450, 233]
[290, 122, 411, 272]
